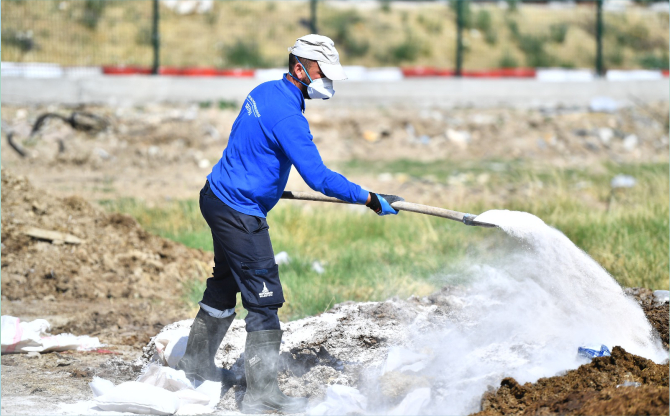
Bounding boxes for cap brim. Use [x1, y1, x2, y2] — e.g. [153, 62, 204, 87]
[318, 61, 347, 81]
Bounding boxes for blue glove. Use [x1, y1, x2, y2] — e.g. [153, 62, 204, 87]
[366, 193, 404, 216]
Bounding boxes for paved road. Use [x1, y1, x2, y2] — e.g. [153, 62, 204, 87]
[2, 76, 668, 108]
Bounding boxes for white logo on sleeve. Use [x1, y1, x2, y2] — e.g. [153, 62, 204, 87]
[259, 281, 273, 298]
[246, 95, 261, 117]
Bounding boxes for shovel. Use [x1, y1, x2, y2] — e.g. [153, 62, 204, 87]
[281, 191, 496, 228]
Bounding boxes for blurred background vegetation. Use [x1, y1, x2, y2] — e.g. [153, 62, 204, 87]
[1, 0, 668, 70]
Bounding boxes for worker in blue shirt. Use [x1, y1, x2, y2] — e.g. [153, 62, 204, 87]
[176, 34, 403, 414]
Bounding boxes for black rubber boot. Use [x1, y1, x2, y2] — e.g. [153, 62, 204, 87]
[176, 308, 237, 386]
[241, 330, 308, 414]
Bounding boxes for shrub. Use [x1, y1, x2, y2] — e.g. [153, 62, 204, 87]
[474, 10, 492, 33]
[549, 23, 569, 44]
[498, 50, 518, 68]
[639, 53, 669, 70]
[80, 0, 105, 30]
[221, 40, 268, 68]
[135, 26, 152, 47]
[517, 34, 554, 67]
[1, 29, 35, 53]
[324, 10, 370, 58]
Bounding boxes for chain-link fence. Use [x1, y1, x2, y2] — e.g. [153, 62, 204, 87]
[2, 0, 669, 75]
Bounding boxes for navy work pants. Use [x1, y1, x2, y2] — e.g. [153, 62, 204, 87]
[199, 181, 284, 332]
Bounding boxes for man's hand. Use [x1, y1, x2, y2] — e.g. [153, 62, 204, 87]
[366, 193, 404, 216]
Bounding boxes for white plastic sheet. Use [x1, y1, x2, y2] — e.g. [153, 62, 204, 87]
[382, 347, 431, 374]
[137, 364, 193, 392]
[152, 327, 190, 368]
[308, 385, 368, 415]
[1, 315, 101, 354]
[94, 381, 180, 415]
[388, 388, 431, 415]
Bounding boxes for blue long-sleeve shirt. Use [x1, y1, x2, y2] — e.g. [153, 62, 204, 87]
[207, 75, 369, 218]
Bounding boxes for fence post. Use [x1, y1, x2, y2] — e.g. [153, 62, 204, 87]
[595, 0, 604, 77]
[310, 0, 318, 34]
[151, 0, 160, 75]
[455, 0, 464, 77]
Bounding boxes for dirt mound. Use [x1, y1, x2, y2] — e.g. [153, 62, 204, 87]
[475, 346, 669, 416]
[1, 168, 212, 301]
[626, 287, 669, 350]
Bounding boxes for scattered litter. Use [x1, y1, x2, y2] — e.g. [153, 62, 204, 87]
[616, 380, 642, 388]
[653, 290, 669, 304]
[1, 315, 101, 354]
[274, 251, 291, 266]
[311, 261, 325, 275]
[597, 127, 614, 145]
[308, 385, 368, 415]
[445, 128, 470, 148]
[22, 227, 83, 245]
[623, 134, 638, 151]
[94, 148, 111, 160]
[30, 111, 109, 136]
[362, 131, 379, 142]
[137, 364, 192, 392]
[388, 387, 431, 415]
[94, 381, 181, 415]
[610, 174, 636, 189]
[152, 326, 190, 368]
[382, 347, 431, 374]
[89, 377, 116, 397]
[589, 96, 619, 113]
[578, 344, 611, 359]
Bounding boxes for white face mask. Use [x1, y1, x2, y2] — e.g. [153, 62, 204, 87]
[306, 77, 335, 100]
[290, 58, 336, 100]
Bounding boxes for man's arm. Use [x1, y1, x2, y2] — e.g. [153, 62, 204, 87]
[273, 116, 369, 204]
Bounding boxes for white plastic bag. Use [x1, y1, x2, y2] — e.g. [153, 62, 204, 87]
[89, 377, 116, 397]
[382, 347, 431, 374]
[153, 328, 190, 368]
[308, 385, 367, 415]
[94, 381, 180, 415]
[388, 387, 431, 415]
[1, 315, 101, 354]
[138, 363, 193, 392]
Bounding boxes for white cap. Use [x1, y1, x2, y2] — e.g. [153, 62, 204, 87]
[288, 34, 347, 81]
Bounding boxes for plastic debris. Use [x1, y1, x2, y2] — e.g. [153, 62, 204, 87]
[1, 315, 101, 354]
[617, 380, 642, 388]
[94, 381, 181, 415]
[152, 327, 190, 368]
[308, 385, 368, 416]
[578, 344, 611, 359]
[311, 261, 325, 275]
[589, 96, 618, 113]
[653, 290, 669, 304]
[274, 251, 291, 266]
[89, 377, 116, 398]
[610, 174, 636, 189]
[382, 346, 431, 374]
[138, 364, 193, 392]
[388, 387, 431, 415]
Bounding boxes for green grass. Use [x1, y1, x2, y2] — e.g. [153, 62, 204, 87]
[100, 162, 669, 321]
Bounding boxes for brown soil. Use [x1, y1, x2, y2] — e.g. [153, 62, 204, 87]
[475, 347, 669, 416]
[1, 168, 212, 302]
[626, 287, 670, 350]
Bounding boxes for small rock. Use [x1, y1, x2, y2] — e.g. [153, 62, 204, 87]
[362, 131, 379, 142]
[26, 351, 41, 358]
[311, 261, 325, 275]
[274, 251, 291, 266]
[147, 146, 160, 157]
[445, 129, 470, 148]
[198, 159, 211, 169]
[598, 127, 614, 145]
[623, 134, 638, 151]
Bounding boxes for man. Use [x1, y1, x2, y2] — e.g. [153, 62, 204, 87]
[176, 34, 403, 414]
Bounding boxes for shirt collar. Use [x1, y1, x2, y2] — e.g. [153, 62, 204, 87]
[282, 74, 305, 113]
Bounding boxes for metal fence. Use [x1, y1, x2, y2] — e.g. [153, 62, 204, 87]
[2, 0, 668, 75]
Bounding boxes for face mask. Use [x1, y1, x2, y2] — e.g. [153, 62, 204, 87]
[289, 58, 335, 100]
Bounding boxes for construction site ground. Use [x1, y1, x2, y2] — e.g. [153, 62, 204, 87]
[1, 101, 668, 415]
